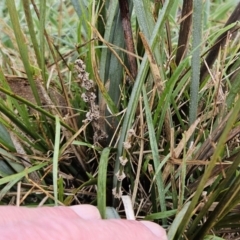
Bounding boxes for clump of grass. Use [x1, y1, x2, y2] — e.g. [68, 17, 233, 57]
[0, 0, 240, 239]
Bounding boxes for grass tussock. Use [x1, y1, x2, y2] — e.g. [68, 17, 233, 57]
[0, 0, 240, 239]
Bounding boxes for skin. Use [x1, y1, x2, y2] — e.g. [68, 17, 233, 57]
[0, 205, 168, 240]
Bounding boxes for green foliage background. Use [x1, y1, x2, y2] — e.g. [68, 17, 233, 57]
[0, 0, 240, 239]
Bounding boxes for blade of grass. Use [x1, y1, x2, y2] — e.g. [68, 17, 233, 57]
[0, 162, 48, 185]
[22, 0, 44, 80]
[142, 85, 166, 223]
[226, 68, 240, 108]
[53, 116, 61, 206]
[168, 202, 191, 240]
[189, 0, 202, 141]
[0, 178, 20, 201]
[97, 147, 111, 219]
[145, 209, 177, 220]
[0, 123, 14, 151]
[70, 0, 82, 17]
[0, 148, 25, 173]
[71, 0, 89, 32]
[179, 137, 187, 209]
[0, 161, 15, 178]
[99, 0, 123, 89]
[106, 207, 121, 219]
[133, 0, 155, 40]
[39, 0, 46, 80]
[58, 177, 64, 203]
[203, 236, 224, 240]
[6, 0, 41, 106]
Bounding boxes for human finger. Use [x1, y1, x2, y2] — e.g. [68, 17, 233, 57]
[0, 205, 100, 225]
[0, 216, 167, 240]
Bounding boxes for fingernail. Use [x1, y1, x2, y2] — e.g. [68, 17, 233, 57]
[140, 221, 168, 239]
[70, 205, 101, 220]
